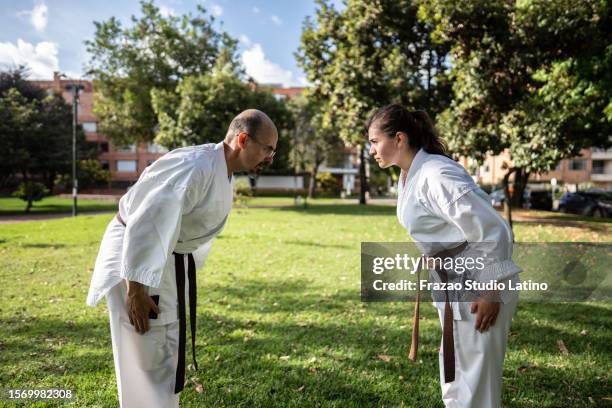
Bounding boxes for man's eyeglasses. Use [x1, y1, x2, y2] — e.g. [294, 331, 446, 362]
[247, 134, 276, 158]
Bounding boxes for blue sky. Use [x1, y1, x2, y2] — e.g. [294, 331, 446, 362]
[0, 0, 334, 86]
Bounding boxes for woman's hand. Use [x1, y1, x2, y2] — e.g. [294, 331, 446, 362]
[471, 291, 501, 332]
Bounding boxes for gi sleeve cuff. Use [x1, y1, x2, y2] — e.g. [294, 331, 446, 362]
[471, 259, 522, 283]
[120, 264, 163, 289]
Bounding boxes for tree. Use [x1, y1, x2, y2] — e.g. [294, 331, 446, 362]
[151, 68, 294, 171]
[0, 88, 40, 187]
[297, 0, 451, 204]
[0, 67, 90, 193]
[420, 0, 612, 225]
[12, 181, 49, 213]
[78, 159, 112, 190]
[85, 0, 239, 146]
[287, 94, 343, 198]
[36, 93, 90, 191]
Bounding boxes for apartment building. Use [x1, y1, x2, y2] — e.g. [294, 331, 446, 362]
[265, 85, 361, 195]
[31, 72, 170, 189]
[29, 75, 361, 193]
[472, 147, 612, 190]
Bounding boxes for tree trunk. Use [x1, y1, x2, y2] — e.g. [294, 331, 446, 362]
[510, 167, 529, 208]
[46, 171, 56, 195]
[359, 145, 367, 205]
[514, 169, 530, 208]
[308, 168, 318, 199]
[25, 195, 33, 214]
[502, 168, 516, 236]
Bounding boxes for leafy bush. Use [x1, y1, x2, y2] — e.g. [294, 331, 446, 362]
[12, 181, 49, 212]
[233, 179, 253, 207]
[315, 172, 340, 195]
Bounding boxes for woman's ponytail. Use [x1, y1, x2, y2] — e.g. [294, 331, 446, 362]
[366, 104, 449, 158]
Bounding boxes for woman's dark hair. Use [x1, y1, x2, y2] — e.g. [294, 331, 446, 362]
[366, 104, 449, 158]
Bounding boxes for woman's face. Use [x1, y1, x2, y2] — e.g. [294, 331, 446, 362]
[368, 123, 403, 169]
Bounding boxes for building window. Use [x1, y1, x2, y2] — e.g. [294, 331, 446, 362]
[116, 160, 137, 172]
[147, 143, 169, 153]
[115, 143, 136, 153]
[569, 159, 586, 171]
[273, 94, 287, 101]
[99, 142, 109, 152]
[100, 160, 110, 170]
[82, 122, 97, 133]
[554, 161, 562, 171]
[592, 160, 605, 174]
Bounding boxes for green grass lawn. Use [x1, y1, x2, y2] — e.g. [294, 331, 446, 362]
[0, 195, 341, 216]
[0, 197, 118, 216]
[0, 202, 610, 407]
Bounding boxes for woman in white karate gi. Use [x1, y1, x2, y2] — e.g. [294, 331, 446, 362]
[366, 104, 521, 408]
[86, 110, 278, 408]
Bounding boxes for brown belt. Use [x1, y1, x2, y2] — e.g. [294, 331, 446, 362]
[115, 212, 198, 394]
[408, 241, 468, 383]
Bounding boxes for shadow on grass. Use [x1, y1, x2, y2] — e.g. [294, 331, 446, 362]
[515, 219, 611, 233]
[1, 316, 112, 377]
[283, 239, 353, 250]
[2, 278, 609, 407]
[192, 280, 440, 406]
[188, 278, 611, 406]
[19, 243, 70, 249]
[510, 302, 611, 354]
[544, 213, 612, 224]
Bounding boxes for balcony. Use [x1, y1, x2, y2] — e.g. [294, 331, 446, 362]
[591, 173, 612, 182]
[591, 147, 612, 160]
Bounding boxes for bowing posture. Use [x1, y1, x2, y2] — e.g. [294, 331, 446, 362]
[367, 104, 521, 408]
[87, 109, 278, 407]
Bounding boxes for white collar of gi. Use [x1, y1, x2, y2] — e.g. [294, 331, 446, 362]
[403, 147, 427, 185]
[214, 142, 233, 182]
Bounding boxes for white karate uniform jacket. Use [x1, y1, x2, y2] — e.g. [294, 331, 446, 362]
[86, 142, 232, 408]
[397, 147, 520, 407]
[397, 147, 521, 319]
[87, 142, 233, 310]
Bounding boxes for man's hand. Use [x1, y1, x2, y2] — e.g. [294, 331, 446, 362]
[471, 290, 501, 333]
[126, 280, 160, 334]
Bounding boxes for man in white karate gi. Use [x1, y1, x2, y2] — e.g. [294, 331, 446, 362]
[86, 109, 278, 407]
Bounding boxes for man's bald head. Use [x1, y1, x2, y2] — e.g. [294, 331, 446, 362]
[225, 109, 277, 143]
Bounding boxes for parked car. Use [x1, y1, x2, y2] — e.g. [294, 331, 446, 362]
[489, 189, 506, 208]
[523, 190, 553, 211]
[558, 191, 612, 218]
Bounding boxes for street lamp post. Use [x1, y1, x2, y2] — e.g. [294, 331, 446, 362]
[64, 80, 84, 216]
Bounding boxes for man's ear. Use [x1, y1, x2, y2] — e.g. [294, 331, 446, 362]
[237, 132, 248, 149]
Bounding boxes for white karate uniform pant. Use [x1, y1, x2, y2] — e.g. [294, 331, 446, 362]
[437, 298, 518, 408]
[107, 281, 181, 408]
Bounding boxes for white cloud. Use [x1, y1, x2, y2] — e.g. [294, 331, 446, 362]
[252, 6, 260, 13]
[270, 15, 282, 25]
[0, 39, 59, 79]
[298, 76, 311, 87]
[241, 43, 295, 87]
[17, 2, 48, 32]
[238, 34, 252, 47]
[210, 3, 223, 17]
[158, 4, 177, 17]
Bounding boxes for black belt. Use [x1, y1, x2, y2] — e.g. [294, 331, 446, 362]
[115, 213, 198, 394]
[173, 251, 198, 394]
